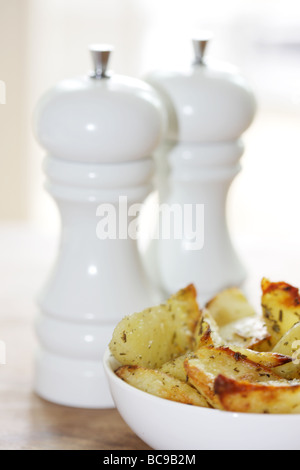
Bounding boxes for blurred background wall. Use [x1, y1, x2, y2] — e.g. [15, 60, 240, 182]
[1, 0, 300, 242]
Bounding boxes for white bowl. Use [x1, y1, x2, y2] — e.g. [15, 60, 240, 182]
[103, 348, 300, 450]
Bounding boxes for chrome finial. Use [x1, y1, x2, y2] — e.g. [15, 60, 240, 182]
[89, 44, 114, 79]
[192, 33, 213, 66]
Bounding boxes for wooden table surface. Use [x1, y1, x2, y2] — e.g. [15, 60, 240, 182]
[0, 327, 150, 451]
[2, 224, 300, 450]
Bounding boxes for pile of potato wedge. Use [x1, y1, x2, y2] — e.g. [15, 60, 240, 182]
[109, 279, 300, 414]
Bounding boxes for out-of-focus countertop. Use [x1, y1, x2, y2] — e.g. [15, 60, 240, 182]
[0, 224, 150, 450]
[1, 223, 300, 450]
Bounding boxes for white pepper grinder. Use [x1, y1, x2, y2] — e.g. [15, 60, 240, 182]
[33, 45, 164, 408]
[145, 36, 257, 303]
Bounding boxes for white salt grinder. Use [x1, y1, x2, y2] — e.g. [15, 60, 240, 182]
[33, 46, 163, 408]
[146, 37, 257, 303]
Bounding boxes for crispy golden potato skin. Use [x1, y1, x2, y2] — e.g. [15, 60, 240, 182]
[116, 365, 210, 408]
[227, 346, 291, 369]
[262, 278, 300, 348]
[109, 285, 200, 368]
[214, 375, 300, 414]
[184, 346, 284, 409]
[193, 309, 224, 349]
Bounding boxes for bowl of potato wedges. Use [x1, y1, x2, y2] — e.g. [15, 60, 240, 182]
[103, 279, 300, 450]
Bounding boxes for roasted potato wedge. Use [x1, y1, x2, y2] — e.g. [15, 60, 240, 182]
[193, 310, 279, 369]
[228, 345, 291, 369]
[195, 308, 271, 352]
[159, 354, 189, 382]
[215, 375, 300, 414]
[219, 316, 271, 350]
[193, 309, 224, 350]
[273, 322, 300, 357]
[206, 287, 256, 327]
[272, 323, 300, 379]
[184, 346, 283, 409]
[109, 285, 200, 368]
[205, 287, 270, 350]
[261, 278, 300, 348]
[116, 365, 210, 407]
